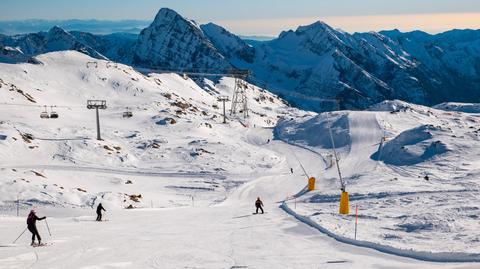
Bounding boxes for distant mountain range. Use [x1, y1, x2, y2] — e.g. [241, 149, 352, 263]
[0, 19, 150, 35]
[1, 8, 480, 111]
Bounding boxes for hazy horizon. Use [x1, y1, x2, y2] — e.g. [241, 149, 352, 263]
[1, 16, 479, 38]
[1, 1, 480, 36]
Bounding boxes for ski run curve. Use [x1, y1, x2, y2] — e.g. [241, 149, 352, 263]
[1, 122, 479, 268]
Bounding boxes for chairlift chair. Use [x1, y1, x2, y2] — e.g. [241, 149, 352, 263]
[40, 105, 50, 119]
[50, 106, 59, 119]
[122, 107, 133, 118]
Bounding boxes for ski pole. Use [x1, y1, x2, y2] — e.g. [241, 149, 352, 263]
[45, 218, 52, 236]
[12, 227, 28, 244]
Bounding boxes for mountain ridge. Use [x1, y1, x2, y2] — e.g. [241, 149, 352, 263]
[1, 8, 480, 111]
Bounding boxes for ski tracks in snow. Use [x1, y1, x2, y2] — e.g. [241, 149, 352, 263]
[0, 164, 226, 179]
[340, 112, 384, 178]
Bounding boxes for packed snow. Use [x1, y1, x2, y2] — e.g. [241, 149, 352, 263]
[0, 52, 479, 268]
[277, 100, 480, 256]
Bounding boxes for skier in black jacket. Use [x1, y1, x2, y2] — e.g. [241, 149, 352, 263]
[96, 203, 106, 221]
[255, 197, 264, 214]
[27, 210, 46, 246]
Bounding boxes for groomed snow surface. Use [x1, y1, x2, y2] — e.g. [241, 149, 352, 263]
[277, 100, 480, 260]
[1, 52, 479, 268]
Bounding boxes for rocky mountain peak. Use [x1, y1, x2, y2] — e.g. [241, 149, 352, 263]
[133, 8, 230, 71]
[149, 8, 201, 33]
[48, 25, 68, 35]
[153, 8, 180, 22]
[296, 21, 333, 34]
[46, 26, 76, 45]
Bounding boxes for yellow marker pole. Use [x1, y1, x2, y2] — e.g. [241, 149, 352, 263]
[339, 191, 349, 215]
[307, 177, 315, 191]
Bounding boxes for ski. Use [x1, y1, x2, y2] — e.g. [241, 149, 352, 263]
[32, 243, 52, 247]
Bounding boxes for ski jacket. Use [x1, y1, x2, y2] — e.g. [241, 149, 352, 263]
[96, 204, 105, 213]
[27, 212, 45, 227]
[255, 200, 263, 207]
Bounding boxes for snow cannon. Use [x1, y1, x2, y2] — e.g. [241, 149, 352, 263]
[339, 191, 349, 215]
[307, 177, 315, 191]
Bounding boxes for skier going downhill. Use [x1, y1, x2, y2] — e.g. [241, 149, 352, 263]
[27, 210, 46, 246]
[255, 197, 264, 214]
[96, 203, 106, 221]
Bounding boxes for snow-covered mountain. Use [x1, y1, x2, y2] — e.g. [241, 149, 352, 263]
[200, 23, 255, 64]
[0, 26, 106, 62]
[1, 8, 480, 111]
[237, 22, 426, 111]
[0, 19, 150, 35]
[70, 31, 137, 62]
[380, 29, 480, 104]
[0, 50, 292, 210]
[132, 8, 231, 71]
[0, 43, 36, 63]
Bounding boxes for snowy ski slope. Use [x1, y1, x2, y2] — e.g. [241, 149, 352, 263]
[277, 100, 480, 256]
[0, 52, 479, 268]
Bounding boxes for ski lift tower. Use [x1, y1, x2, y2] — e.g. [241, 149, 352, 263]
[217, 96, 229, 123]
[229, 69, 251, 118]
[87, 100, 107, 140]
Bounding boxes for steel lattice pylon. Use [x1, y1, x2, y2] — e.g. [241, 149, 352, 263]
[230, 78, 249, 118]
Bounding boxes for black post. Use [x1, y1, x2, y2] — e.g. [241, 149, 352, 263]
[217, 96, 229, 124]
[96, 107, 101, 140]
[222, 100, 226, 124]
[87, 100, 106, 141]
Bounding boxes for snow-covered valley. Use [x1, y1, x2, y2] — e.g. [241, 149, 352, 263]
[1, 51, 480, 268]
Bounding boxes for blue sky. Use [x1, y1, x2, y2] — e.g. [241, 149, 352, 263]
[2, 0, 480, 35]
